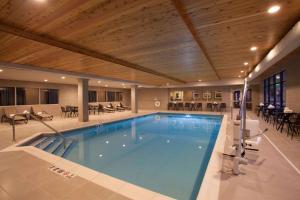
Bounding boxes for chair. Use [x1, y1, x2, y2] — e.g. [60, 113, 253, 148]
[71, 106, 78, 117]
[60, 106, 68, 117]
[195, 103, 202, 111]
[116, 103, 126, 112]
[104, 103, 115, 112]
[65, 106, 73, 117]
[262, 106, 270, 121]
[256, 105, 263, 117]
[31, 106, 53, 121]
[167, 102, 173, 110]
[271, 108, 283, 127]
[276, 112, 293, 133]
[2, 108, 28, 125]
[97, 104, 105, 114]
[219, 103, 226, 112]
[287, 113, 300, 139]
[206, 103, 212, 111]
[119, 102, 128, 109]
[173, 103, 178, 110]
[88, 105, 94, 114]
[177, 102, 184, 110]
[184, 103, 190, 110]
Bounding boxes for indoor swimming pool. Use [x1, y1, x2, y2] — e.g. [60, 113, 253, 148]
[25, 113, 223, 200]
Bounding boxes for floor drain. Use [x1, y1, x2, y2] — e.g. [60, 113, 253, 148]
[49, 165, 76, 179]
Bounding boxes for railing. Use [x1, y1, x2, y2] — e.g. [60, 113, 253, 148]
[12, 113, 66, 149]
[233, 78, 248, 175]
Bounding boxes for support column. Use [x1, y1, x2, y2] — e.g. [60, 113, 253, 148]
[131, 85, 138, 113]
[78, 78, 89, 122]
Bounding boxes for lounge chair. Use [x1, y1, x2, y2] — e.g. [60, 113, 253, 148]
[2, 107, 28, 125]
[116, 103, 126, 111]
[97, 104, 105, 114]
[104, 103, 115, 113]
[31, 107, 53, 121]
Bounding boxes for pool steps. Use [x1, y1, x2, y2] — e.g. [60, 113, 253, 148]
[28, 135, 75, 157]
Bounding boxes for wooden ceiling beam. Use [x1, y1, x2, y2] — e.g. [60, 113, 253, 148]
[0, 22, 186, 84]
[171, 0, 221, 80]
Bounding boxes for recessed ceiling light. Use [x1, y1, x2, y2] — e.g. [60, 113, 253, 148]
[244, 62, 248, 66]
[61, 76, 66, 79]
[268, 5, 281, 14]
[198, 80, 202, 82]
[255, 66, 260, 72]
[97, 80, 101, 83]
[241, 70, 244, 73]
[34, 0, 47, 3]
[44, 79, 48, 82]
[238, 75, 241, 78]
[250, 46, 257, 51]
[122, 83, 125, 86]
[0, 69, 3, 72]
[105, 84, 108, 87]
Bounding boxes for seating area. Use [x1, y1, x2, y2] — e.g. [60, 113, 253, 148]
[1, 102, 129, 125]
[168, 102, 226, 112]
[257, 105, 300, 139]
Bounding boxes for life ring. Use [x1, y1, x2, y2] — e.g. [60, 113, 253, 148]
[154, 100, 161, 107]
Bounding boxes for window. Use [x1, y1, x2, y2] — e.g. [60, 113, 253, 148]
[88, 91, 97, 102]
[16, 88, 39, 105]
[116, 92, 123, 101]
[105, 91, 123, 102]
[0, 87, 15, 106]
[106, 91, 115, 102]
[40, 89, 59, 104]
[263, 71, 286, 108]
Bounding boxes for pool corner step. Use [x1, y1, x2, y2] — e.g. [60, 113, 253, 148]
[37, 137, 56, 150]
[46, 139, 63, 154]
[55, 140, 75, 157]
[30, 136, 49, 147]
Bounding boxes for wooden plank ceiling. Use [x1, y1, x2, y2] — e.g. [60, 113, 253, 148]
[0, 0, 299, 85]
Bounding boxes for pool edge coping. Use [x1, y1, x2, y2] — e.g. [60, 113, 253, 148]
[2, 111, 227, 200]
[196, 114, 228, 200]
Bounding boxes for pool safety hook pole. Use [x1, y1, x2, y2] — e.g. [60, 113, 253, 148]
[233, 78, 248, 175]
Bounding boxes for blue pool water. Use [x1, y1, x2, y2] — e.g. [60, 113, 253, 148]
[50, 113, 222, 199]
